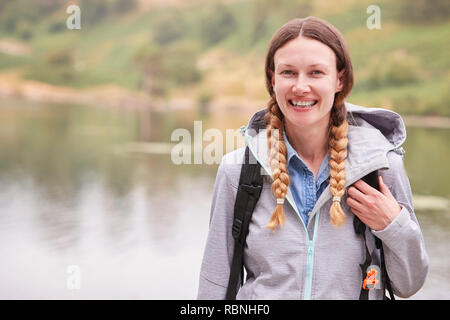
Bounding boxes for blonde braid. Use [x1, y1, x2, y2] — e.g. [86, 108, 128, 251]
[265, 98, 290, 231]
[328, 119, 349, 227]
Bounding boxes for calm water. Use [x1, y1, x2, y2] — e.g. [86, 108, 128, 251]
[0, 99, 448, 299]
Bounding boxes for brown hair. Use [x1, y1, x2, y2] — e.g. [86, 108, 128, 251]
[264, 16, 354, 230]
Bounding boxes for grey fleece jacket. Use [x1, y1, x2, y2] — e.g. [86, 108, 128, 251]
[197, 102, 429, 300]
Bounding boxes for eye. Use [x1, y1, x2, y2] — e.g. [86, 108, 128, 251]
[280, 70, 295, 75]
[312, 70, 324, 75]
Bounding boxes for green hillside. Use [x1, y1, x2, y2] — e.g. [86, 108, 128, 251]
[0, 0, 449, 116]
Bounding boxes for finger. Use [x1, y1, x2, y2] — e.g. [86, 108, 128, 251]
[378, 176, 393, 198]
[349, 205, 364, 219]
[346, 195, 367, 214]
[347, 185, 368, 203]
[353, 179, 377, 195]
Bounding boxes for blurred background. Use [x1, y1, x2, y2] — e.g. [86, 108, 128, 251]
[0, 0, 449, 299]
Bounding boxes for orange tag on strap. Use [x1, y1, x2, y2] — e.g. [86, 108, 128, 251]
[363, 268, 379, 290]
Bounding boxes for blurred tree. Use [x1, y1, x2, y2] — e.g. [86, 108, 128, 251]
[44, 48, 76, 82]
[34, 0, 65, 16]
[397, 0, 450, 24]
[250, 0, 312, 44]
[279, 0, 312, 22]
[198, 2, 237, 46]
[0, 0, 12, 12]
[25, 47, 76, 84]
[16, 21, 34, 40]
[133, 40, 202, 97]
[152, 11, 186, 46]
[364, 51, 421, 88]
[45, 48, 74, 68]
[79, 0, 109, 27]
[0, 0, 65, 33]
[197, 87, 213, 114]
[48, 20, 67, 34]
[250, 0, 279, 44]
[164, 40, 202, 86]
[133, 44, 167, 96]
[113, 0, 137, 14]
[0, 1, 29, 33]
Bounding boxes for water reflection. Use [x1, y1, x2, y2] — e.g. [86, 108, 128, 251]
[413, 209, 450, 299]
[0, 99, 448, 299]
[403, 128, 450, 198]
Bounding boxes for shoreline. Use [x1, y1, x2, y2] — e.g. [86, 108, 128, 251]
[402, 115, 450, 129]
[1, 74, 449, 129]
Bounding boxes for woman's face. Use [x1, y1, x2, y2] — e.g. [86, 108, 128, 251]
[271, 36, 344, 132]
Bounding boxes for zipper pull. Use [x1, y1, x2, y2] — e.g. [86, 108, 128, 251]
[240, 125, 247, 137]
[307, 242, 314, 255]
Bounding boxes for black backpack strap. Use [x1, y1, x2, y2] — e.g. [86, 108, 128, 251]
[354, 170, 395, 300]
[225, 146, 263, 300]
[353, 216, 372, 300]
[376, 237, 395, 300]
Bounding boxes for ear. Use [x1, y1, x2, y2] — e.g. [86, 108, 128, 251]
[335, 70, 345, 93]
[269, 69, 275, 87]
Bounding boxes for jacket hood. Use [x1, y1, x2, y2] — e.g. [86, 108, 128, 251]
[242, 102, 407, 217]
[345, 102, 406, 148]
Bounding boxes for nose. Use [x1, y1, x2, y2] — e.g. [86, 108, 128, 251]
[292, 74, 311, 95]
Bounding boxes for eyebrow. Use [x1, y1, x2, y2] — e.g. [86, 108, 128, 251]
[277, 63, 329, 69]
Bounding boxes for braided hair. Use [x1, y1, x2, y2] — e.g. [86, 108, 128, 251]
[263, 16, 354, 230]
[265, 97, 290, 229]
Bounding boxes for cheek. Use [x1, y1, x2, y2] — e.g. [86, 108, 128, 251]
[314, 83, 338, 109]
[314, 78, 336, 95]
[273, 78, 290, 93]
[273, 80, 291, 101]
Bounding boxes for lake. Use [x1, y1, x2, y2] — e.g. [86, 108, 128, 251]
[0, 99, 448, 299]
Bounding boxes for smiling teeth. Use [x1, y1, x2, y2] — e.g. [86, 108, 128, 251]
[291, 100, 316, 107]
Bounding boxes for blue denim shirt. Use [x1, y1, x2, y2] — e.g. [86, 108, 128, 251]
[284, 132, 330, 227]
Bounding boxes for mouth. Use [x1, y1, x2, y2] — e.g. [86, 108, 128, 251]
[288, 99, 318, 109]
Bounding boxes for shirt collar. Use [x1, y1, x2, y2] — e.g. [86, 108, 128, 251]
[283, 131, 298, 165]
[283, 131, 330, 185]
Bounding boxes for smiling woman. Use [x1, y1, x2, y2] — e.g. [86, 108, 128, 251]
[267, 33, 349, 229]
[197, 16, 429, 300]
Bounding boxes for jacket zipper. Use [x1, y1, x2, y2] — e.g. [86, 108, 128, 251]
[304, 241, 315, 299]
[245, 132, 320, 300]
[304, 209, 320, 300]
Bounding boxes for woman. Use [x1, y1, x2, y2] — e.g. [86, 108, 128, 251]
[197, 16, 428, 299]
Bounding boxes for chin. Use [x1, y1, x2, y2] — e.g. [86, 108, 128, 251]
[283, 106, 331, 129]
